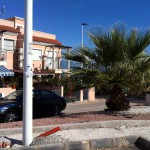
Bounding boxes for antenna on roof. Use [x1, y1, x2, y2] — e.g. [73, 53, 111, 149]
[0, 5, 5, 18]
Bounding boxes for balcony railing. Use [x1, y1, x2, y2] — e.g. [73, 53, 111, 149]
[0, 50, 6, 61]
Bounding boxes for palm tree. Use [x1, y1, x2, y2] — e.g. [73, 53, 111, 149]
[64, 23, 150, 111]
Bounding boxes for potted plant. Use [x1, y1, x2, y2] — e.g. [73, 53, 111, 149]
[10, 77, 19, 89]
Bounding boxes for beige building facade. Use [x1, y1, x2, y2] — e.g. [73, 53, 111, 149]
[0, 16, 71, 75]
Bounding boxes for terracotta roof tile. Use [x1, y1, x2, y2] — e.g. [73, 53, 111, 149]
[33, 36, 62, 45]
[0, 25, 19, 33]
[20, 34, 62, 45]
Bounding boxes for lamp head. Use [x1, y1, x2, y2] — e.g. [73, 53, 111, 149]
[82, 23, 88, 25]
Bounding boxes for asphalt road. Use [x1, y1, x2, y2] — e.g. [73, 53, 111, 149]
[62, 98, 145, 114]
[63, 100, 106, 114]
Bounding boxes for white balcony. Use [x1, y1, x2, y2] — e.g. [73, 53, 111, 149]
[55, 69, 69, 74]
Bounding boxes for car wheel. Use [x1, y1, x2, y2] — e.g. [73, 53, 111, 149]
[53, 105, 61, 116]
[5, 110, 19, 122]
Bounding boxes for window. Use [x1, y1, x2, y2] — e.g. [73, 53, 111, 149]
[46, 51, 53, 69]
[40, 90, 54, 99]
[47, 51, 53, 57]
[46, 58, 53, 69]
[33, 49, 42, 60]
[46, 51, 58, 69]
[4, 39, 14, 51]
[60, 59, 68, 69]
[55, 58, 58, 69]
[6, 91, 22, 101]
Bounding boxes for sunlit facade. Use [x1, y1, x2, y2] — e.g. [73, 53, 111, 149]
[0, 16, 71, 76]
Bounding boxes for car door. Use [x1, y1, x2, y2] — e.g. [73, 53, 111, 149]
[39, 90, 59, 113]
[33, 90, 41, 116]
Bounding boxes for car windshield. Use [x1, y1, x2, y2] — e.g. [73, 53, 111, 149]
[4, 91, 23, 101]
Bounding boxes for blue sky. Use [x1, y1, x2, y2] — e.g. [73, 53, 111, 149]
[1, 0, 150, 47]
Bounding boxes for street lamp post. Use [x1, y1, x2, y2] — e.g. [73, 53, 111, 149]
[81, 23, 87, 68]
[82, 23, 87, 48]
[23, 0, 33, 146]
[80, 23, 87, 102]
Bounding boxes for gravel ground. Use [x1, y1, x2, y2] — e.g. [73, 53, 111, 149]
[0, 106, 150, 129]
[54, 126, 150, 142]
[1, 105, 150, 149]
[8, 124, 150, 148]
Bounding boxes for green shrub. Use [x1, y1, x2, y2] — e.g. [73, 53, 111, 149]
[106, 84, 130, 111]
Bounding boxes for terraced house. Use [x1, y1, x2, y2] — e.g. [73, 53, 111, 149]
[0, 16, 71, 96]
[0, 16, 71, 77]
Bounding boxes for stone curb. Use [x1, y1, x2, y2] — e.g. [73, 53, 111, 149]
[0, 135, 142, 150]
[89, 135, 138, 150]
[1, 120, 150, 136]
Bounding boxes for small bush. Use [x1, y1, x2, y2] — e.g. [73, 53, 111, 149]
[106, 84, 130, 111]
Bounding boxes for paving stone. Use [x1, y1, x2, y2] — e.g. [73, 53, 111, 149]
[90, 138, 113, 149]
[66, 141, 89, 150]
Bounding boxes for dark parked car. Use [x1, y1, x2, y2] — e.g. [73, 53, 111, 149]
[0, 89, 66, 122]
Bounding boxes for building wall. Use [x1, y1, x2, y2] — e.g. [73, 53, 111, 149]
[0, 16, 70, 73]
[3, 33, 18, 41]
[7, 17, 24, 28]
[33, 60, 42, 71]
[6, 51, 14, 69]
[0, 19, 14, 27]
[33, 30, 56, 39]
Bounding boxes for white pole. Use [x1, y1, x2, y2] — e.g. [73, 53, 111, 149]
[81, 23, 87, 48]
[82, 24, 83, 48]
[23, 0, 33, 146]
[81, 23, 87, 101]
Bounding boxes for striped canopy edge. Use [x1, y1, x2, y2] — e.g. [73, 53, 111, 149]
[0, 66, 14, 76]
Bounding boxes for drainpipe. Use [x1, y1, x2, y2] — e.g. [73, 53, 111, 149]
[23, 0, 33, 146]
